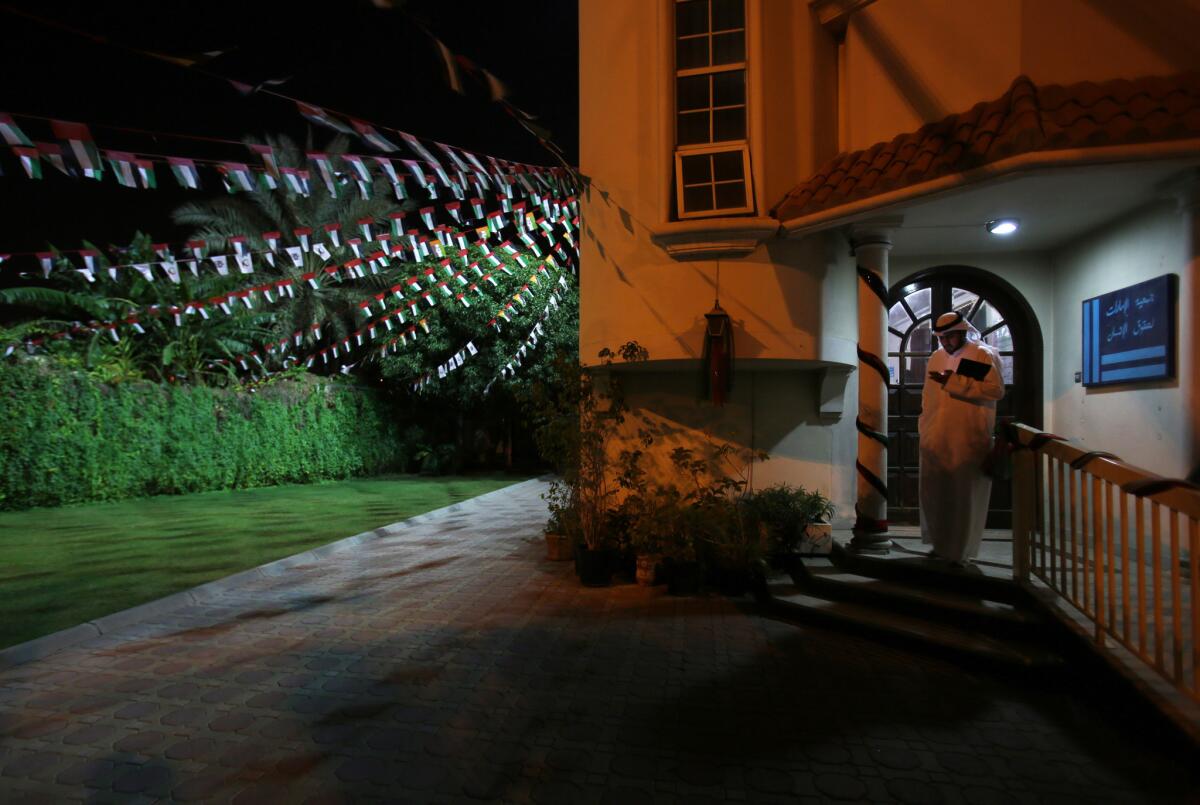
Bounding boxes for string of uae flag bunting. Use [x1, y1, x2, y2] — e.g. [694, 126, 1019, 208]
[5, 224, 577, 372]
[412, 272, 571, 395]
[1, 196, 578, 355]
[4, 216, 579, 376]
[212, 249, 572, 381]
[0, 4, 575, 175]
[0, 195, 579, 282]
[0, 111, 570, 209]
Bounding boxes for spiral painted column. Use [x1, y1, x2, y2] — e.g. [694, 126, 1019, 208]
[850, 226, 896, 552]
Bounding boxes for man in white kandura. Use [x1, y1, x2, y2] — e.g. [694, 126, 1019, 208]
[919, 311, 1005, 566]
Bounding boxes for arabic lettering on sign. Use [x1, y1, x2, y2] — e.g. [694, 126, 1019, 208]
[1098, 277, 1168, 350]
[1105, 297, 1130, 318]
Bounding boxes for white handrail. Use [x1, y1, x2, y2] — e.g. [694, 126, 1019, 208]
[1009, 423, 1200, 701]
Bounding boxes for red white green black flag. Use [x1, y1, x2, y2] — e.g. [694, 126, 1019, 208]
[307, 152, 338, 198]
[135, 159, 157, 189]
[0, 114, 32, 147]
[50, 120, 103, 179]
[13, 147, 40, 179]
[105, 151, 137, 188]
[350, 118, 399, 152]
[218, 162, 255, 193]
[168, 157, 200, 189]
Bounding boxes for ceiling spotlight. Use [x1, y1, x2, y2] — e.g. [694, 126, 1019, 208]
[986, 218, 1019, 236]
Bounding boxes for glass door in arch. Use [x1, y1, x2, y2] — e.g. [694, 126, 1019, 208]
[885, 284, 1018, 529]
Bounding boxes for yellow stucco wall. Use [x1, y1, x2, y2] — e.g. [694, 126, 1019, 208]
[578, 0, 860, 517]
[841, 0, 1200, 154]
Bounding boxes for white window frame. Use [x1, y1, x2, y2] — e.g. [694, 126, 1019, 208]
[673, 0, 754, 220]
[674, 144, 754, 219]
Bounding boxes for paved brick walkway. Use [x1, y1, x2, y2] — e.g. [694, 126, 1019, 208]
[0, 478, 1196, 803]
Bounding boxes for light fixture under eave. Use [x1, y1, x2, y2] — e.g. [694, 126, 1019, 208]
[986, 218, 1019, 236]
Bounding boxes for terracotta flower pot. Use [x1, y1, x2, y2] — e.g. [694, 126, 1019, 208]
[635, 553, 662, 586]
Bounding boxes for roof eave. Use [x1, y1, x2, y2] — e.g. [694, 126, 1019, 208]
[777, 139, 1200, 240]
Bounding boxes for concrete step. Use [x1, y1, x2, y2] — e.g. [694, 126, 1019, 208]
[830, 542, 1029, 605]
[765, 582, 1064, 668]
[794, 557, 1044, 631]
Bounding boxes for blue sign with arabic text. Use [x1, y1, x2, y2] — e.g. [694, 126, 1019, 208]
[1081, 274, 1175, 387]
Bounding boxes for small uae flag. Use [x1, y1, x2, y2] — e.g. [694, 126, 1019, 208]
[0, 114, 32, 147]
[374, 157, 404, 189]
[294, 227, 312, 252]
[135, 159, 157, 189]
[51, 120, 103, 178]
[307, 152, 338, 198]
[104, 151, 137, 187]
[420, 207, 435, 230]
[323, 223, 341, 248]
[355, 217, 373, 242]
[387, 212, 406, 238]
[343, 154, 373, 198]
[486, 211, 504, 234]
[13, 147, 40, 179]
[280, 167, 311, 196]
[247, 143, 279, 177]
[296, 101, 355, 134]
[350, 118, 399, 151]
[229, 235, 248, 257]
[168, 157, 200, 189]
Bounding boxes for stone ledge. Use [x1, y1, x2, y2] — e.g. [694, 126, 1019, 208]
[646, 216, 780, 261]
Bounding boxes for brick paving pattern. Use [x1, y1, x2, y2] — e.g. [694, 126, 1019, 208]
[0, 478, 1196, 803]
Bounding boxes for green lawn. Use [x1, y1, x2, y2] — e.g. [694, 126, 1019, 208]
[0, 474, 526, 650]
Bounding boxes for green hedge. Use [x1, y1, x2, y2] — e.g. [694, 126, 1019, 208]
[0, 366, 406, 509]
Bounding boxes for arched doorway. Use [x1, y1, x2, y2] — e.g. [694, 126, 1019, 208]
[886, 266, 1043, 529]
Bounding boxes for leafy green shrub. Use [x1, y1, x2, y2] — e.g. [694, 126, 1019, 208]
[746, 483, 836, 556]
[0, 364, 406, 509]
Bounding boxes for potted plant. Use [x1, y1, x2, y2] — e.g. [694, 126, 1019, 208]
[525, 341, 649, 587]
[747, 483, 836, 568]
[541, 481, 576, 561]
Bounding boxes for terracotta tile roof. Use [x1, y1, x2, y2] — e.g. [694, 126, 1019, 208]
[772, 72, 1200, 221]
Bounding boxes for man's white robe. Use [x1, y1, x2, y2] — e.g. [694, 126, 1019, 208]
[918, 340, 1005, 561]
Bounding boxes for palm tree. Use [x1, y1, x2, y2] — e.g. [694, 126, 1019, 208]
[172, 134, 412, 377]
[0, 233, 275, 384]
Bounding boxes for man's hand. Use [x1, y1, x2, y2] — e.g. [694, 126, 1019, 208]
[927, 369, 952, 385]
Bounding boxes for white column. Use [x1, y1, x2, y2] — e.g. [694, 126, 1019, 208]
[849, 221, 900, 552]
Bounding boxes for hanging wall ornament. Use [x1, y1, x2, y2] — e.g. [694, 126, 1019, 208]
[701, 261, 733, 406]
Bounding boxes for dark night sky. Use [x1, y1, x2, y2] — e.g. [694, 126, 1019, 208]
[0, 0, 579, 257]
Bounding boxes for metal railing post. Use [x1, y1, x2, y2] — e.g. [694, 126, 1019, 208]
[1011, 439, 1035, 582]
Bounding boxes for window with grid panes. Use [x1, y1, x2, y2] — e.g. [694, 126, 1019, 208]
[674, 0, 753, 219]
